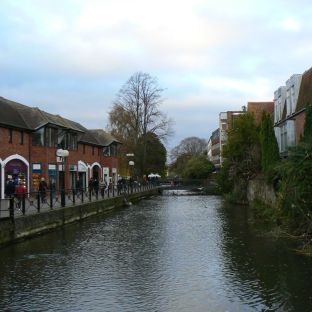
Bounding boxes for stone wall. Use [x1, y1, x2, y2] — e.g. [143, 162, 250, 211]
[0, 188, 159, 248]
[247, 177, 276, 208]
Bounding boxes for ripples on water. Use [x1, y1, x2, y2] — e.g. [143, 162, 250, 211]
[1, 195, 312, 311]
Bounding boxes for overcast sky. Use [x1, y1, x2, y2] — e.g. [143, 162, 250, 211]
[1, 0, 312, 151]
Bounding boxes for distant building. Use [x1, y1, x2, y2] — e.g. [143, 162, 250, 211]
[247, 101, 274, 125]
[219, 110, 245, 165]
[207, 128, 220, 168]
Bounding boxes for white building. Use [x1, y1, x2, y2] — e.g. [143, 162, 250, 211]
[274, 74, 302, 155]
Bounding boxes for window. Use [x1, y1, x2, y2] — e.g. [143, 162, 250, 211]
[20, 131, 24, 145]
[44, 127, 58, 147]
[103, 146, 110, 156]
[57, 130, 78, 150]
[67, 133, 77, 150]
[32, 128, 44, 146]
[103, 144, 118, 157]
[8, 129, 13, 143]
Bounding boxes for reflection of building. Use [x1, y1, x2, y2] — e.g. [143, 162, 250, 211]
[207, 128, 220, 169]
[0, 97, 121, 198]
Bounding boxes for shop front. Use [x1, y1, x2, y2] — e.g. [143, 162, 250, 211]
[2, 156, 29, 198]
[92, 163, 101, 181]
[78, 161, 88, 190]
[103, 167, 109, 185]
[69, 164, 77, 190]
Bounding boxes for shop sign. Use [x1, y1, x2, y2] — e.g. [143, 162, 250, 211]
[32, 163, 42, 173]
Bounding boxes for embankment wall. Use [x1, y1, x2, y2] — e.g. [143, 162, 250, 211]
[0, 189, 159, 248]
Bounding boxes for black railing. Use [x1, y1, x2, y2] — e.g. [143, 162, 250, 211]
[1, 181, 156, 221]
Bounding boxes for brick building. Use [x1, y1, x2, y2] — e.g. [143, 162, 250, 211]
[247, 101, 274, 125]
[0, 97, 121, 198]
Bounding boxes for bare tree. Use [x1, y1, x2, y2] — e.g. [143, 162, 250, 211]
[108, 72, 173, 175]
[170, 137, 207, 162]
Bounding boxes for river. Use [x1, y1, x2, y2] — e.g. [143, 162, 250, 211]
[1, 195, 312, 311]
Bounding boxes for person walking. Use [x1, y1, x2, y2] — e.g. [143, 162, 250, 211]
[5, 178, 15, 198]
[15, 181, 26, 209]
[99, 178, 105, 197]
[39, 177, 48, 203]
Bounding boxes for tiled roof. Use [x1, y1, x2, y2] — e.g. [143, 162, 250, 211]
[88, 129, 122, 146]
[0, 97, 31, 129]
[296, 66, 312, 112]
[0, 96, 120, 147]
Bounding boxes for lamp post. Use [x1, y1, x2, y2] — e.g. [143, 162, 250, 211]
[56, 149, 69, 207]
[128, 160, 134, 193]
[126, 153, 134, 178]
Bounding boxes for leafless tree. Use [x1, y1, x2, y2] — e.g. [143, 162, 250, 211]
[108, 72, 173, 175]
[170, 137, 207, 162]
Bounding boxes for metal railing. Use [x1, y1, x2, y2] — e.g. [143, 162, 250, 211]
[0, 181, 156, 221]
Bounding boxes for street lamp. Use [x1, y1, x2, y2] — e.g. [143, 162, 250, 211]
[56, 149, 69, 207]
[128, 160, 134, 177]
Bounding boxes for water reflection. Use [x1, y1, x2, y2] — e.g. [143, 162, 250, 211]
[0, 196, 312, 311]
[218, 202, 312, 311]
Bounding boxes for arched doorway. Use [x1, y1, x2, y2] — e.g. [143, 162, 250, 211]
[2, 155, 29, 198]
[92, 164, 101, 180]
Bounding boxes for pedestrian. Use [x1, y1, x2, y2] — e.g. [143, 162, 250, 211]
[93, 178, 99, 195]
[99, 178, 105, 197]
[15, 181, 26, 209]
[5, 178, 15, 198]
[39, 177, 48, 203]
[88, 178, 93, 195]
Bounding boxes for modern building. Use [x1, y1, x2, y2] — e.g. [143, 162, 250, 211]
[207, 128, 220, 168]
[0, 97, 121, 198]
[273, 73, 303, 156]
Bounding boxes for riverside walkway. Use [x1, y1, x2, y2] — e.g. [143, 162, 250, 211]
[0, 183, 156, 220]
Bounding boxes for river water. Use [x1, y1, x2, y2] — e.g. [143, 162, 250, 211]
[1, 195, 312, 312]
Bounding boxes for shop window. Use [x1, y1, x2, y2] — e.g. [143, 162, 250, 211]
[8, 129, 13, 143]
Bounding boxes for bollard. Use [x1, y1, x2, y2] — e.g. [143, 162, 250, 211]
[37, 192, 41, 212]
[61, 189, 65, 207]
[50, 188, 53, 209]
[22, 194, 26, 215]
[9, 197, 14, 221]
[73, 189, 75, 205]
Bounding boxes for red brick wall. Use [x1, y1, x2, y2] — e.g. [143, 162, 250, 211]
[0, 126, 119, 193]
[0, 127, 29, 160]
[295, 112, 305, 143]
